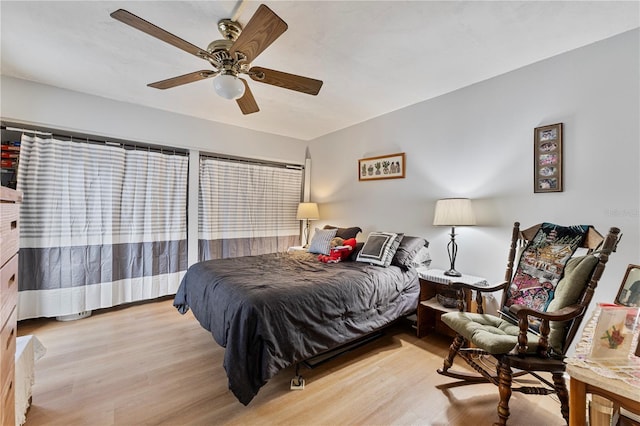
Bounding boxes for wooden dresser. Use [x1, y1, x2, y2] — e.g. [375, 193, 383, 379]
[1, 186, 21, 426]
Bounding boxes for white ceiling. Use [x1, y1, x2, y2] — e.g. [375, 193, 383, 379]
[1, 1, 638, 141]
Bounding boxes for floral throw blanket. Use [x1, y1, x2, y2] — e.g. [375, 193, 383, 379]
[504, 223, 589, 316]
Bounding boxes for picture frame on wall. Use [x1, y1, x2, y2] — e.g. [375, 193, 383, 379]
[358, 152, 406, 181]
[615, 264, 640, 307]
[534, 123, 563, 193]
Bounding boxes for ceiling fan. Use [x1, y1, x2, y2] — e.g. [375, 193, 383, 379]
[110, 4, 323, 115]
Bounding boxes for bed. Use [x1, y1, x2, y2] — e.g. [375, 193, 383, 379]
[173, 231, 427, 405]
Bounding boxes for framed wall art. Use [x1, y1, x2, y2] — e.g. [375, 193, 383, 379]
[615, 264, 640, 307]
[534, 123, 563, 193]
[358, 152, 405, 181]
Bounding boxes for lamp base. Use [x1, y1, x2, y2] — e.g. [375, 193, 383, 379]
[302, 220, 310, 247]
[445, 227, 462, 277]
[444, 269, 462, 277]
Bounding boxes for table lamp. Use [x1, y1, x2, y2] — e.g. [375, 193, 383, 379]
[433, 198, 476, 277]
[296, 202, 319, 247]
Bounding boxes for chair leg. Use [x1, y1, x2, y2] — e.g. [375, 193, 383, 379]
[441, 334, 465, 372]
[495, 358, 512, 426]
[552, 372, 570, 424]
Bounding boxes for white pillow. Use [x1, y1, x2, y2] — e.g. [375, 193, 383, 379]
[409, 246, 432, 268]
[356, 232, 403, 267]
[308, 228, 338, 255]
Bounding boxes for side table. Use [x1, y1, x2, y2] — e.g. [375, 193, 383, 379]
[567, 363, 640, 426]
[415, 268, 487, 338]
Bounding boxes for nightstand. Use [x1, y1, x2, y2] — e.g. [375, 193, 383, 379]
[415, 268, 487, 338]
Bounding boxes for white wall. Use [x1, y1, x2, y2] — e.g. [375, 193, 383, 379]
[308, 29, 639, 308]
[0, 75, 306, 163]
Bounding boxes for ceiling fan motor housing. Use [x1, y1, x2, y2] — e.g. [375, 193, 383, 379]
[206, 39, 234, 68]
[217, 19, 242, 41]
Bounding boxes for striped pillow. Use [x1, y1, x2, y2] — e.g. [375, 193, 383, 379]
[308, 228, 338, 255]
[356, 232, 403, 267]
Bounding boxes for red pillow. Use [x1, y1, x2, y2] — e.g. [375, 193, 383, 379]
[318, 238, 357, 263]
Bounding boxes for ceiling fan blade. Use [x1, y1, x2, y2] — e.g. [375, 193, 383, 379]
[236, 79, 260, 114]
[111, 9, 213, 61]
[249, 67, 323, 95]
[229, 4, 288, 64]
[148, 70, 219, 89]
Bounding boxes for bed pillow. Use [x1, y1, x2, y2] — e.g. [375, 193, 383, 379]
[356, 232, 403, 267]
[323, 225, 362, 240]
[308, 228, 338, 255]
[409, 246, 432, 269]
[391, 236, 428, 269]
[348, 242, 365, 261]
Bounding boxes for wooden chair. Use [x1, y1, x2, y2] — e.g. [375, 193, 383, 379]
[437, 221, 621, 425]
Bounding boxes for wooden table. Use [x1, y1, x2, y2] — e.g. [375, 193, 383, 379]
[414, 268, 487, 338]
[567, 363, 640, 426]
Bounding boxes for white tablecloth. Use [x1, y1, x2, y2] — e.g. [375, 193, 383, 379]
[416, 267, 489, 286]
[15, 335, 46, 426]
[415, 267, 499, 315]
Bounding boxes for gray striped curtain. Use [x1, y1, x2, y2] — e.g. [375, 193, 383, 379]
[16, 135, 188, 320]
[199, 157, 302, 260]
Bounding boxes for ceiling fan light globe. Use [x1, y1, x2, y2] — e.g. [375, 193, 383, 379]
[214, 74, 245, 100]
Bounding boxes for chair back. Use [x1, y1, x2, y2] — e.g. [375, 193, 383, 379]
[500, 222, 620, 355]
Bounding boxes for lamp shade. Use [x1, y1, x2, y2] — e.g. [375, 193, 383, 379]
[213, 74, 245, 100]
[433, 198, 476, 226]
[296, 202, 319, 220]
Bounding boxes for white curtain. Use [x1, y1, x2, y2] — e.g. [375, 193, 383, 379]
[16, 135, 188, 320]
[199, 157, 303, 260]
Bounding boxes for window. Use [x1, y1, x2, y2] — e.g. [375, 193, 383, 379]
[199, 156, 303, 260]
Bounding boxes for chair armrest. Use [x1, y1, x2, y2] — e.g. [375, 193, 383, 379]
[449, 280, 508, 313]
[509, 303, 586, 357]
[509, 304, 585, 322]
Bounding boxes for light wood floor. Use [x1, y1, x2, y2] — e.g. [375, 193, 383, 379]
[17, 298, 566, 426]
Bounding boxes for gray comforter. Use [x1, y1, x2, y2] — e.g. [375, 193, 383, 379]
[173, 251, 419, 405]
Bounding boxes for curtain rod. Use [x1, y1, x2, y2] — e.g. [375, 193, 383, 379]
[1, 124, 188, 156]
[2, 124, 299, 165]
[200, 152, 304, 170]
[4, 126, 52, 136]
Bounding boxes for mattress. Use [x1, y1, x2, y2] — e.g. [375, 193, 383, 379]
[173, 250, 419, 404]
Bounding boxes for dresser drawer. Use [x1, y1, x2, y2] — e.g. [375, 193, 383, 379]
[0, 254, 18, 329]
[0, 201, 20, 268]
[1, 363, 15, 426]
[0, 307, 17, 388]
